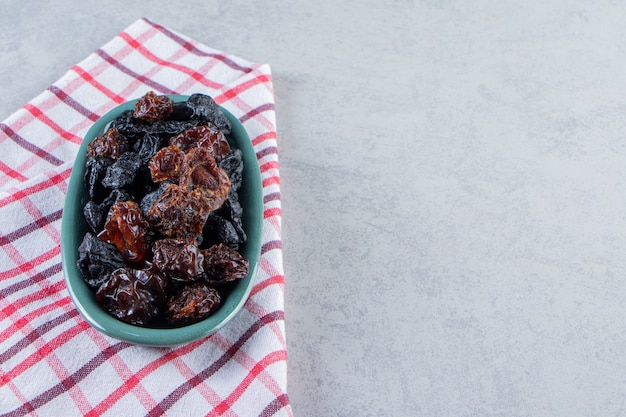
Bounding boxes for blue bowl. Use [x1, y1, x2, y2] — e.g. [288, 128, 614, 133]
[61, 95, 263, 346]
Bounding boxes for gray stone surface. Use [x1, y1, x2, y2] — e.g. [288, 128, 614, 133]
[3, 1, 626, 415]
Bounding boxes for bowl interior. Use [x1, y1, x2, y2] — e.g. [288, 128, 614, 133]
[61, 95, 263, 346]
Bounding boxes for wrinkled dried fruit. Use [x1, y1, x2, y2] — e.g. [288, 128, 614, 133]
[220, 149, 244, 191]
[101, 152, 143, 190]
[203, 194, 246, 250]
[136, 133, 166, 163]
[86, 128, 129, 160]
[96, 267, 168, 326]
[187, 93, 231, 134]
[178, 147, 231, 211]
[84, 157, 112, 202]
[100, 201, 150, 262]
[134, 91, 173, 122]
[169, 125, 230, 161]
[149, 145, 185, 183]
[166, 283, 221, 325]
[140, 182, 167, 218]
[147, 183, 212, 239]
[111, 109, 199, 140]
[77, 232, 126, 291]
[201, 243, 249, 285]
[83, 189, 132, 233]
[203, 212, 243, 250]
[152, 238, 204, 283]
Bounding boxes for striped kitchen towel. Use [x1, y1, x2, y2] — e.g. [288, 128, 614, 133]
[0, 17, 291, 417]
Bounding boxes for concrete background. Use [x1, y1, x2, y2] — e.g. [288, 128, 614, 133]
[3, 1, 626, 415]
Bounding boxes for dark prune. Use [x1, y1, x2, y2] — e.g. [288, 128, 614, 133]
[134, 91, 173, 122]
[155, 119, 201, 136]
[203, 213, 242, 250]
[169, 101, 193, 120]
[166, 283, 221, 325]
[152, 238, 204, 283]
[223, 195, 247, 243]
[147, 183, 212, 239]
[149, 145, 185, 183]
[187, 93, 231, 134]
[111, 109, 200, 139]
[169, 125, 230, 161]
[201, 243, 249, 285]
[77, 232, 126, 291]
[126, 165, 154, 201]
[101, 152, 143, 189]
[83, 201, 106, 233]
[100, 201, 151, 262]
[96, 267, 168, 326]
[109, 109, 146, 140]
[86, 128, 129, 160]
[220, 149, 244, 191]
[136, 133, 166, 163]
[84, 157, 112, 202]
[203, 194, 246, 250]
[140, 182, 168, 218]
[83, 189, 133, 233]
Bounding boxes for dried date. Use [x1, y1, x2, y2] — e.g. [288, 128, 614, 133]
[134, 91, 173, 122]
[147, 183, 212, 239]
[149, 145, 185, 183]
[166, 283, 221, 325]
[178, 147, 231, 211]
[152, 238, 204, 283]
[86, 128, 129, 160]
[201, 243, 249, 285]
[100, 201, 150, 263]
[169, 125, 230, 162]
[96, 267, 168, 326]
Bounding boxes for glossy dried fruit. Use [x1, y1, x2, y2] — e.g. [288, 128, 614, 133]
[96, 267, 168, 326]
[101, 152, 143, 190]
[83, 189, 132, 233]
[178, 147, 231, 211]
[77, 232, 126, 291]
[86, 128, 129, 160]
[187, 93, 231, 134]
[169, 101, 193, 120]
[84, 157, 112, 202]
[100, 201, 150, 262]
[166, 283, 221, 325]
[201, 243, 249, 285]
[169, 125, 230, 161]
[112, 110, 199, 140]
[152, 238, 204, 283]
[203, 212, 243, 250]
[136, 133, 166, 163]
[220, 149, 244, 191]
[147, 183, 212, 239]
[134, 91, 173, 122]
[149, 145, 185, 183]
[140, 182, 167, 218]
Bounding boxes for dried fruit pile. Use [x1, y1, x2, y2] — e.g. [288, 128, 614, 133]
[76, 92, 249, 327]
